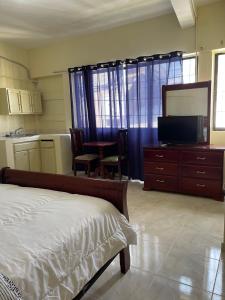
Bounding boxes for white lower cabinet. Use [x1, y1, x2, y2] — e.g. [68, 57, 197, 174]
[0, 134, 70, 175]
[14, 140, 56, 173]
[40, 140, 56, 173]
[29, 148, 41, 172]
[15, 150, 30, 171]
[14, 141, 41, 172]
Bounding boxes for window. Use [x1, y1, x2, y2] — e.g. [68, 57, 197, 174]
[92, 60, 182, 129]
[214, 53, 225, 129]
[91, 58, 196, 129]
[92, 68, 127, 129]
[182, 56, 197, 83]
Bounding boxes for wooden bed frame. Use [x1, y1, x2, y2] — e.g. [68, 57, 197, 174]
[0, 167, 130, 299]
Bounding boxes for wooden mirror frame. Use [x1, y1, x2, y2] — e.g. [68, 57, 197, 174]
[162, 81, 211, 145]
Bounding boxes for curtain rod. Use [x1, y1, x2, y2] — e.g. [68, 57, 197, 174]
[68, 51, 183, 73]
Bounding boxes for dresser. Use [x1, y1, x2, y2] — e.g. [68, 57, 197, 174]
[144, 145, 225, 201]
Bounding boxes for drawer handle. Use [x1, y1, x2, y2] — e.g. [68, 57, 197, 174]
[196, 156, 206, 160]
[196, 183, 206, 188]
[156, 179, 165, 183]
[155, 154, 164, 158]
[196, 171, 206, 174]
[156, 167, 164, 170]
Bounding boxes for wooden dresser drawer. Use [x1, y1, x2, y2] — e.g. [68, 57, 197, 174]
[144, 174, 177, 192]
[143, 146, 224, 201]
[181, 151, 223, 166]
[181, 165, 222, 180]
[144, 150, 178, 162]
[180, 177, 222, 198]
[144, 162, 178, 176]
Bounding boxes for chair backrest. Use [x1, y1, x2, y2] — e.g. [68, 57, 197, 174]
[70, 128, 84, 156]
[117, 129, 128, 158]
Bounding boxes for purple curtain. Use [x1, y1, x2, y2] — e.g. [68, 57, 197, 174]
[69, 52, 183, 179]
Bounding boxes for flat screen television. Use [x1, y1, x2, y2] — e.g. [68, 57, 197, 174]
[157, 116, 205, 145]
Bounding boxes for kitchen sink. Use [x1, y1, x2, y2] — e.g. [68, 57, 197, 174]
[4, 133, 37, 138]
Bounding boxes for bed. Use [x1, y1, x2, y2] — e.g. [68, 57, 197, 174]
[0, 167, 136, 300]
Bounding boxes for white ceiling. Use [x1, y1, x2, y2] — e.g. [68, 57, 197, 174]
[0, 0, 220, 48]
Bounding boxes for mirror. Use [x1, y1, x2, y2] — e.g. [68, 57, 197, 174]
[162, 81, 211, 144]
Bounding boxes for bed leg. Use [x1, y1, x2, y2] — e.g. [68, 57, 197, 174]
[120, 246, 130, 274]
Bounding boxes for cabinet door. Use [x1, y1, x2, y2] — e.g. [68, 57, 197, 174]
[31, 91, 42, 114]
[7, 89, 21, 114]
[29, 148, 41, 172]
[20, 90, 32, 113]
[41, 148, 56, 173]
[15, 150, 29, 171]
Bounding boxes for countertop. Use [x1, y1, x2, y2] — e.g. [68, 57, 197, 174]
[0, 133, 70, 143]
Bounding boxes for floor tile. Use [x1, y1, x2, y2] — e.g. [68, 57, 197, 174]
[76, 180, 224, 299]
[148, 275, 212, 300]
[182, 212, 224, 239]
[172, 227, 222, 260]
[158, 247, 219, 292]
[213, 261, 225, 296]
[134, 222, 181, 249]
[135, 229, 175, 247]
[130, 238, 171, 273]
[212, 294, 225, 300]
[82, 266, 154, 300]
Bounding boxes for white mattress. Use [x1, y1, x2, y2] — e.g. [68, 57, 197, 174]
[0, 184, 136, 300]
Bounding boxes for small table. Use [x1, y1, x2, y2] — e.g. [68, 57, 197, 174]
[83, 141, 117, 176]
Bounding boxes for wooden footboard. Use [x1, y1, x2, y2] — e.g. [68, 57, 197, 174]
[0, 167, 128, 219]
[0, 168, 131, 278]
[0, 168, 3, 183]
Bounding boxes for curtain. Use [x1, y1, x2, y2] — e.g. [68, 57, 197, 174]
[69, 51, 183, 179]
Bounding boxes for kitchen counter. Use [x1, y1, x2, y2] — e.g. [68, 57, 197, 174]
[0, 133, 69, 142]
[0, 133, 72, 175]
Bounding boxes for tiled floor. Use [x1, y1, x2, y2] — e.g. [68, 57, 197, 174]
[83, 181, 225, 300]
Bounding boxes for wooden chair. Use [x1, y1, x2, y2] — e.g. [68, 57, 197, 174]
[100, 129, 129, 180]
[70, 128, 98, 177]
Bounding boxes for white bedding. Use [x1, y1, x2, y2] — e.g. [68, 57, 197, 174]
[0, 184, 136, 300]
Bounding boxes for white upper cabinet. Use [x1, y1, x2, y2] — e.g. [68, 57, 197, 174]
[30, 91, 42, 114]
[20, 90, 32, 113]
[7, 89, 21, 114]
[0, 88, 42, 115]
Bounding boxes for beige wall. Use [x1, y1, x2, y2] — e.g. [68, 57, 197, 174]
[197, 1, 225, 52]
[36, 75, 67, 133]
[27, 1, 225, 140]
[28, 12, 195, 78]
[0, 42, 38, 134]
[27, 0, 225, 140]
[0, 1, 224, 136]
[0, 42, 28, 67]
[28, 1, 225, 76]
[28, 11, 195, 133]
[196, 1, 225, 144]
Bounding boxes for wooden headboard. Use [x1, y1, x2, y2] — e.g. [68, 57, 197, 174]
[0, 168, 129, 220]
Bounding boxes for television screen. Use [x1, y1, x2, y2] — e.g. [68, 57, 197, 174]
[158, 116, 204, 144]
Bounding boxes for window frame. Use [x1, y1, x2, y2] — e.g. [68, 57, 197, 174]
[213, 52, 225, 130]
[182, 55, 198, 83]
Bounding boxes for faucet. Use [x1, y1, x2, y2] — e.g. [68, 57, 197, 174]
[14, 127, 24, 135]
